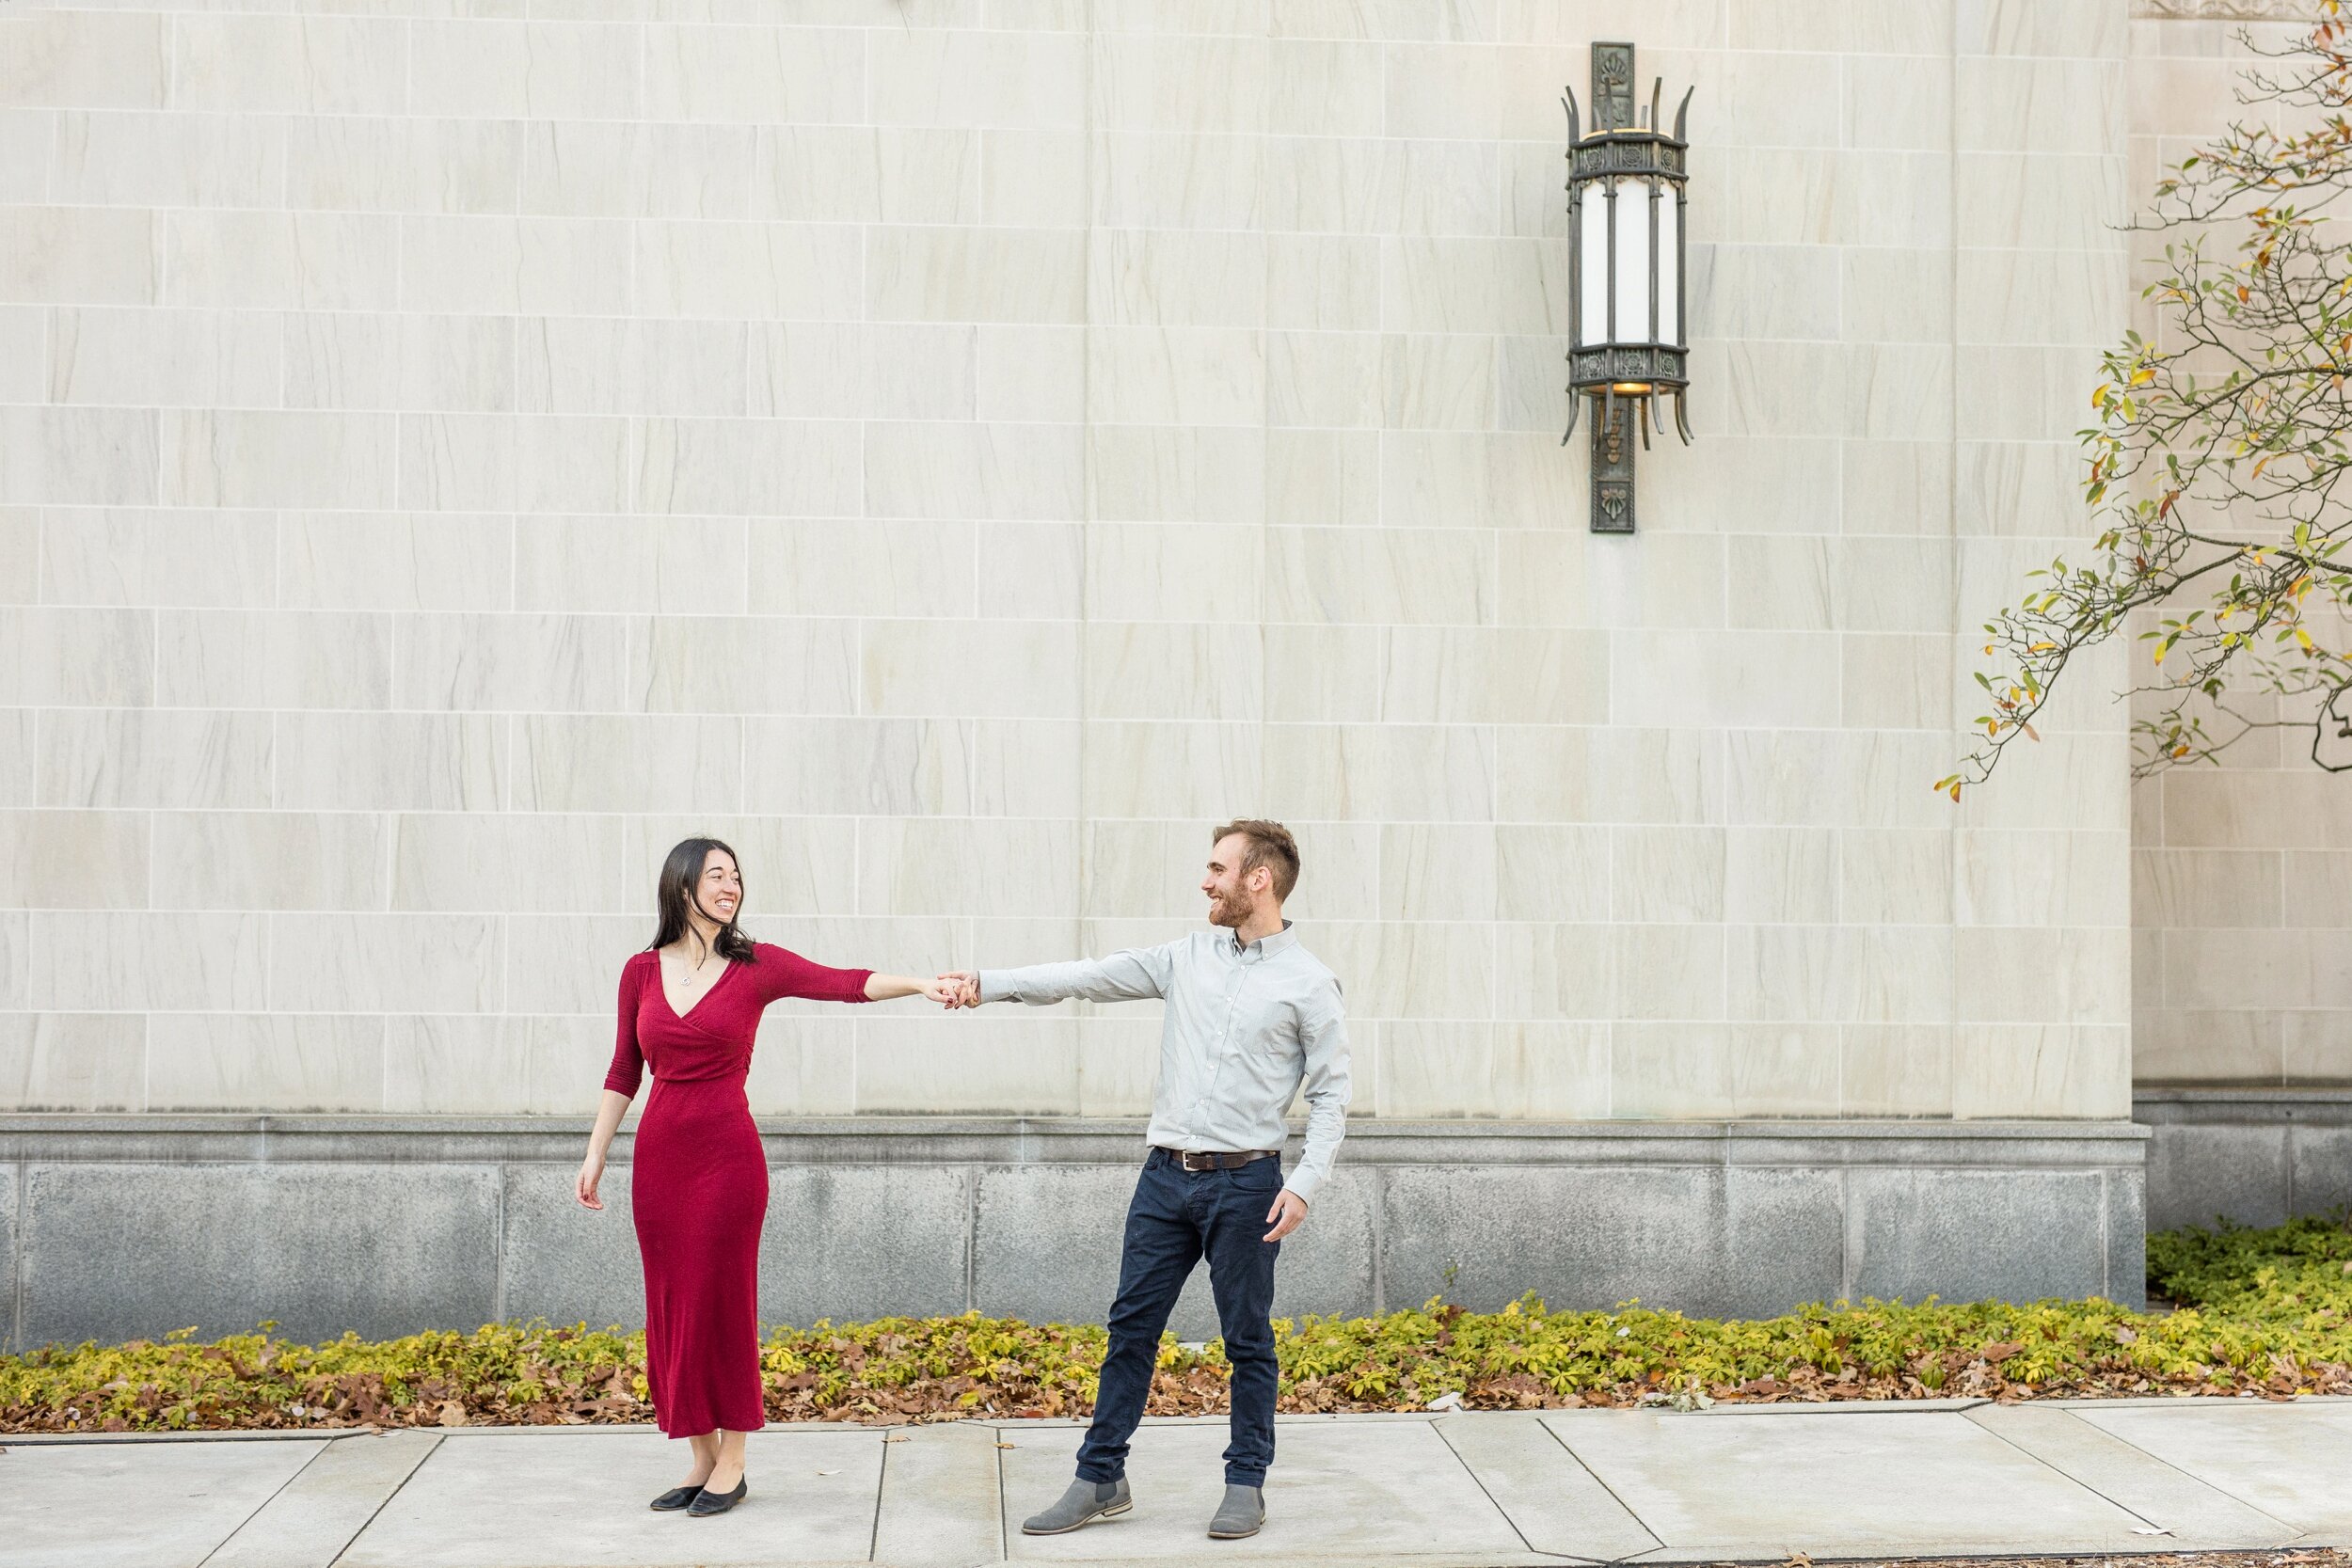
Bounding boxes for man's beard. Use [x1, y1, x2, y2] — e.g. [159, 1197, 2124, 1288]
[1207, 888, 1256, 928]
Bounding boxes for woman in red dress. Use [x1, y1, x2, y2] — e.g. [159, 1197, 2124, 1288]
[575, 837, 957, 1517]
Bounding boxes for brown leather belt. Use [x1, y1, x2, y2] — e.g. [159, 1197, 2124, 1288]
[1156, 1147, 1279, 1172]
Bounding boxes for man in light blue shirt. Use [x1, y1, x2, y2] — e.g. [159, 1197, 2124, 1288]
[944, 818, 1350, 1543]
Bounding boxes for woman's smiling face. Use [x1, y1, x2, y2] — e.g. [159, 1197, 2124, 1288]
[696, 848, 741, 924]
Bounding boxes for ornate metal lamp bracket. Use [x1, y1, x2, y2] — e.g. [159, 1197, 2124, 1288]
[1592, 398, 1637, 535]
[1591, 40, 1635, 132]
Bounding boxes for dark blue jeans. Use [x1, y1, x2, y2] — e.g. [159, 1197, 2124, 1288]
[1075, 1148, 1282, 1488]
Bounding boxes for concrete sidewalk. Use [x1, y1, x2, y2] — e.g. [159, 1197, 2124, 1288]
[8, 1400, 2351, 1568]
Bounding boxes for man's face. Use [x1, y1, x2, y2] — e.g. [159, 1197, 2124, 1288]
[1201, 834, 1263, 928]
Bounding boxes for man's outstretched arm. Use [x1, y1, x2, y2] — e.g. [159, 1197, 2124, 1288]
[941, 945, 1175, 1008]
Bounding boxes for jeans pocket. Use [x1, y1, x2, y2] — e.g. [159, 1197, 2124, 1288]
[1238, 1157, 1284, 1193]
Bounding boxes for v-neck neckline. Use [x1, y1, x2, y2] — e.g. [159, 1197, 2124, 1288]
[659, 951, 737, 1022]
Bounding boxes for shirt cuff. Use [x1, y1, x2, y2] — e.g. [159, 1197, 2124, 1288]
[977, 971, 1009, 1004]
[1280, 1164, 1323, 1206]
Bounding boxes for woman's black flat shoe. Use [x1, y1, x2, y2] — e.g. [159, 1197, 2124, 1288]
[650, 1485, 703, 1512]
[687, 1479, 747, 1516]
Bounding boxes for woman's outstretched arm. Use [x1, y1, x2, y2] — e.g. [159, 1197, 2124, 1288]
[866, 972, 964, 1004]
[747, 943, 959, 1005]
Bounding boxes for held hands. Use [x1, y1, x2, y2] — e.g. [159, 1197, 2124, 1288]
[1263, 1189, 1309, 1242]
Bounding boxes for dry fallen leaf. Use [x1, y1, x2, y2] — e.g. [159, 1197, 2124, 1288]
[995, 1442, 1018, 1449]
[437, 1401, 468, 1428]
[883, 1434, 909, 1443]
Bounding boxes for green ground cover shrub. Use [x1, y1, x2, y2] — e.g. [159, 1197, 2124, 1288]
[2146, 1212, 2352, 1320]
[7, 1215, 2346, 1433]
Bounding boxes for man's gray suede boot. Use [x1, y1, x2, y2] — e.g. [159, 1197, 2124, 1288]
[1207, 1483, 1264, 1540]
[1021, 1477, 1132, 1535]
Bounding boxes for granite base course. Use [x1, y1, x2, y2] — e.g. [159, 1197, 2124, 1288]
[2137, 1089, 2352, 1231]
[0, 1116, 2149, 1350]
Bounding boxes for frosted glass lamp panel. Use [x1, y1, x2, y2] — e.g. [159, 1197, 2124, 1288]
[1613, 179, 1653, 343]
[1578, 190, 1610, 346]
[1655, 188, 1679, 346]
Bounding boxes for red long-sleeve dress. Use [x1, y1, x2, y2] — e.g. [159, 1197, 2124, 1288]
[604, 942, 873, 1437]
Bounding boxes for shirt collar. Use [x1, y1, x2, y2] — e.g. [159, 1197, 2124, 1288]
[1230, 919, 1297, 958]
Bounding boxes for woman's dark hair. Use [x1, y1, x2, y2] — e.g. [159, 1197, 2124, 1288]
[650, 837, 756, 964]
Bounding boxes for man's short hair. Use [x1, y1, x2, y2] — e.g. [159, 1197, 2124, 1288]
[1211, 819, 1300, 902]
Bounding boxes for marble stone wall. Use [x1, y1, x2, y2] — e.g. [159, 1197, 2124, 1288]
[2127, 6, 2352, 1089]
[0, 0, 2136, 1127]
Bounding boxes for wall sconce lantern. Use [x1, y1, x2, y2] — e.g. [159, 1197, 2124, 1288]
[1564, 42, 1692, 535]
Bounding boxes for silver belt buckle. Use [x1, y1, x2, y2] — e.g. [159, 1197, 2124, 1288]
[1181, 1150, 1215, 1173]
